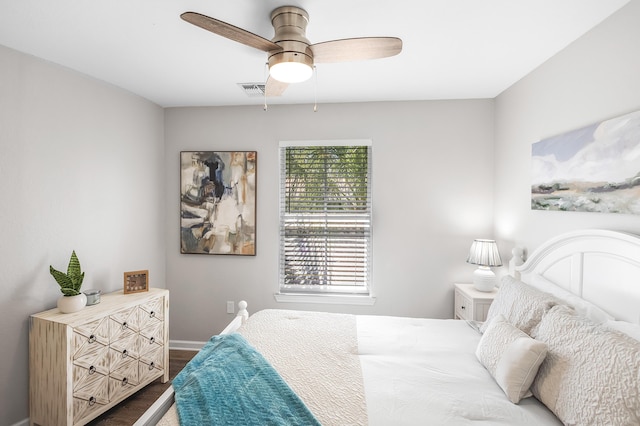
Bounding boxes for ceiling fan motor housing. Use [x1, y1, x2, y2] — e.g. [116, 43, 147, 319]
[268, 6, 313, 80]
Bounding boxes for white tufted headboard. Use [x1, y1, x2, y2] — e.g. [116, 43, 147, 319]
[514, 229, 640, 324]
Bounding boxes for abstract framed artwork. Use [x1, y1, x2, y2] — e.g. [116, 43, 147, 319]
[180, 151, 256, 255]
[531, 109, 640, 215]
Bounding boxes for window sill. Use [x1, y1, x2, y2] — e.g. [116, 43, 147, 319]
[274, 293, 376, 306]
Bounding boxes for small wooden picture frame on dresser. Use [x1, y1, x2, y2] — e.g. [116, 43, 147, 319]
[124, 269, 149, 294]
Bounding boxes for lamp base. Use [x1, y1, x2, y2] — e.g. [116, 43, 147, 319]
[473, 266, 496, 292]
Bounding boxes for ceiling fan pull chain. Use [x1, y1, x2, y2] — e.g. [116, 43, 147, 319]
[313, 66, 318, 112]
[263, 62, 269, 111]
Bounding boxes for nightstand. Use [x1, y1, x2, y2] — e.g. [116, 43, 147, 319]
[454, 283, 497, 322]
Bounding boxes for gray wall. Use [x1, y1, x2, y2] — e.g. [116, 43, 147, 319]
[3, 0, 640, 422]
[0, 45, 166, 425]
[164, 100, 495, 341]
[494, 0, 640, 254]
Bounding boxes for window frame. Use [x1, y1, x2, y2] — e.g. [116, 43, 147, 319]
[276, 139, 374, 305]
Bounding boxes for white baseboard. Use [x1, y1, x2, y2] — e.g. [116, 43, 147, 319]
[11, 418, 29, 426]
[169, 339, 206, 351]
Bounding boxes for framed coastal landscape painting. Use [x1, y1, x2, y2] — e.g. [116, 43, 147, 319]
[531, 109, 640, 215]
[180, 151, 257, 255]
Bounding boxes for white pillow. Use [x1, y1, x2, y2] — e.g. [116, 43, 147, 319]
[476, 314, 548, 403]
[531, 305, 640, 425]
[604, 320, 640, 341]
[480, 275, 559, 335]
[528, 274, 613, 323]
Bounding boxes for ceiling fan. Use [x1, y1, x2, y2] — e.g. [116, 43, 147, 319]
[181, 6, 403, 97]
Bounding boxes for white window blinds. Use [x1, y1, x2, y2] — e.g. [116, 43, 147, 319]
[279, 141, 372, 295]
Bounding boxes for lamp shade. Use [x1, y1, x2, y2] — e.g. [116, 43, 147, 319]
[466, 239, 502, 267]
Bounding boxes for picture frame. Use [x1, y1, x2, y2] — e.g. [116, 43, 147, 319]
[124, 270, 149, 294]
[180, 151, 257, 255]
[531, 109, 640, 215]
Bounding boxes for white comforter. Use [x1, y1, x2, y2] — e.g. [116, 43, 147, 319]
[357, 315, 561, 425]
[158, 311, 561, 425]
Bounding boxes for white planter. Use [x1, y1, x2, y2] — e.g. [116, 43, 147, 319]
[57, 293, 87, 313]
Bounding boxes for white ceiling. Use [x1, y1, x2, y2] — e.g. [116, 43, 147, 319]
[0, 0, 629, 108]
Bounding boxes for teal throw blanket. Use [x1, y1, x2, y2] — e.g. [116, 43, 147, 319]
[173, 333, 321, 426]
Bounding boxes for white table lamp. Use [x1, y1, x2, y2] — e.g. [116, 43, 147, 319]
[466, 239, 502, 292]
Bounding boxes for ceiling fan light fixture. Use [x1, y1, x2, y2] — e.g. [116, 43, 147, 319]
[269, 51, 313, 83]
[181, 6, 402, 96]
[270, 62, 312, 83]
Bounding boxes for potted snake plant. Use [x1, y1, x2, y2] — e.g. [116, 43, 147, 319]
[50, 250, 87, 313]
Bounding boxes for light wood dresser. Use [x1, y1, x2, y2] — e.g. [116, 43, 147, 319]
[29, 288, 169, 426]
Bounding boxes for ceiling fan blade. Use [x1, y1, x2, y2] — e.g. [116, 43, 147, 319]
[181, 12, 282, 53]
[310, 37, 402, 63]
[265, 76, 288, 97]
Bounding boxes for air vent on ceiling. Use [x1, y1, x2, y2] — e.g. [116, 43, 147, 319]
[238, 83, 266, 97]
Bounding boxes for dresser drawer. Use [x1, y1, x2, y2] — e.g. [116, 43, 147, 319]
[73, 374, 109, 425]
[73, 346, 110, 380]
[72, 317, 110, 357]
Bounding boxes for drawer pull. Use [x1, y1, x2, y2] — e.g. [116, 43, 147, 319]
[122, 349, 129, 358]
[122, 322, 128, 330]
[461, 306, 466, 310]
[149, 362, 155, 370]
[122, 377, 128, 386]
[89, 365, 96, 375]
[88, 334, 96, 344]
[89, 396, 96, 406]
[149, 336, 155, 344]
[150, 311, 155, 318]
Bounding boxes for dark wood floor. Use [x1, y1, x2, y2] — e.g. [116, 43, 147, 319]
[88, 349, 196, 425]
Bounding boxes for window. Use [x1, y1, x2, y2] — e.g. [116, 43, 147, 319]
[279, 140, 372, 299]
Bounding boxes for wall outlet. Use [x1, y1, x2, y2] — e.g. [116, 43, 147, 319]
[226, 301, 235, 314]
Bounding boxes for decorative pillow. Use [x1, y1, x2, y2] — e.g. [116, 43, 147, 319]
[476, 314, 548, 403]
[528, 274, 614, 323]
[531, 305, 640, 425]
[480, 275, 558, 335]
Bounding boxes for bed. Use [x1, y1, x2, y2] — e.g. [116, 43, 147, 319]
[135, 229, 640, 425]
